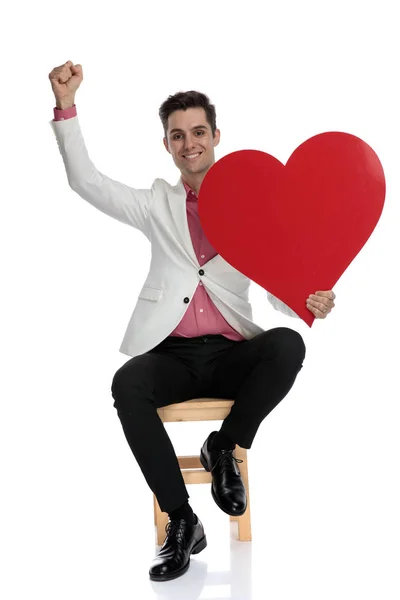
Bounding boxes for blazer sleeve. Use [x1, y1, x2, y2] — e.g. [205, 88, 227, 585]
[49, 115, 154, 235]
[266, 291, 300, 318]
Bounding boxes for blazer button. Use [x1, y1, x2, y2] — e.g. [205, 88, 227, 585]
[199, 269, 205, 276]
[184, 297, 190, 303]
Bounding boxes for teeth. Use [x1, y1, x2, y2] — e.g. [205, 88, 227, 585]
[184, 153, 200, 159]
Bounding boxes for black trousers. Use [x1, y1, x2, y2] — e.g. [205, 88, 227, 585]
[111, 327, 306, 514]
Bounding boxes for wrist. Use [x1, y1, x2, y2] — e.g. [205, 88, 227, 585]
[56, 100, 75, 110]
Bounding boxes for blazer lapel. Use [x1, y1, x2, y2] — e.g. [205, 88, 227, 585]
[169, 178, 199, 267]
[168, 177, 227, 271]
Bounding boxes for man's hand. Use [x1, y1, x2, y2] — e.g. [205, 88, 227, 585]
[306, 290, 335, 319]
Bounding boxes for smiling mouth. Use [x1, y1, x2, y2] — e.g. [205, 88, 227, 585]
[182, 152, 203, 161]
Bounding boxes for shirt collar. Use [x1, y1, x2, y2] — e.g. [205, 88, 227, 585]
[182, 178, 198, 200]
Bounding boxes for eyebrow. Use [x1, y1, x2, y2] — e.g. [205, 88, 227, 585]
[169, 125, 208, 135]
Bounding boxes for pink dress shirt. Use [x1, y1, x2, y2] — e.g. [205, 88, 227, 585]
[53, 105, 245, 341]
[169, 181, 244, 341]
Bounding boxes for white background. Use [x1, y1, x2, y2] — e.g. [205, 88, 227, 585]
[2, 1, 399, 598]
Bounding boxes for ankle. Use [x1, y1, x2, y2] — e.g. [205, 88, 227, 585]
[168, 500, 196, 524]
[211, 430, 235, 451]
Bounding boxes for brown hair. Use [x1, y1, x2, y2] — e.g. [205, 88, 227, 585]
[159, 91, 217, 138]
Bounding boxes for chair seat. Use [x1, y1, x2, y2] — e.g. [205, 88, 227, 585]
[157, 397, 235, 423]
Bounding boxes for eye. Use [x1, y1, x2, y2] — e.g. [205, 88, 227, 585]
[195, 131, 205, 136]
[173, 134, 182, 140]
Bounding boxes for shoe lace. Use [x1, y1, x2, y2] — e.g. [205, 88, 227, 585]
[210, 449, 243, 474]
[164, 519, 187, 546]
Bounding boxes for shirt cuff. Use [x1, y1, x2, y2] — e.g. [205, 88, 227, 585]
[53, 104, 77, 121]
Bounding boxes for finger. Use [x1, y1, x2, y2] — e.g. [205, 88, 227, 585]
[306, 299, 329, 316]
[307, 305, 327, 318]
[315, 290, 335, 301]
[309, 295, 335, 308]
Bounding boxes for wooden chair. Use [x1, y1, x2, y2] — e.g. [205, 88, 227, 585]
[153, 398, 252, 546]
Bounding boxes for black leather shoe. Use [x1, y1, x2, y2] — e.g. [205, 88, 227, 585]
[149, 515, 207, 581]
[200, 431, 247, 516]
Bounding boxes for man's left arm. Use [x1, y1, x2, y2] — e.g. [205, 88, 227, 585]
[267, 290, 336, 319]
[266, 292, 300, 318]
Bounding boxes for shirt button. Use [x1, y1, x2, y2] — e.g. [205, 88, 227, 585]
[199, 282, 203, 286]
[184, 297, 189, 303]
[200, 309, 204, 313]
[200, 255, 205, 259]
[199, 269, 205, 276]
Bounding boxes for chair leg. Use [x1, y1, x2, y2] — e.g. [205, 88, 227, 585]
[153, 494, 157, 526]
[234, 445, 252, 541]
[153, 494, 169, 546]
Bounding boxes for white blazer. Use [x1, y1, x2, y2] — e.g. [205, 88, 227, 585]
[49, 115, 297, 357]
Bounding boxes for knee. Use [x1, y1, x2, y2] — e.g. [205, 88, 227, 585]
[111, 367, 127, 399]
[111, 368, 129, 412]
[110, 356, 148, 412]
[268, 327, 306, 364]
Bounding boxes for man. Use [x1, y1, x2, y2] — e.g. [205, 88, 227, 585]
[48, 61, 336, 582]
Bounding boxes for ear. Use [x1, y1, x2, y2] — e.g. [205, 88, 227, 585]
[213, 129, 221, 147]
[163, 137, 171, 154]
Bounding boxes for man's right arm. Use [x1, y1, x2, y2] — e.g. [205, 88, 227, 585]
[48, 61, 154, 234]
[49, 105, 154, 234]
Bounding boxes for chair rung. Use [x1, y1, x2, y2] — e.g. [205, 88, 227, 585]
[181, 469, 212, 485]
[178, 456, 202, 469]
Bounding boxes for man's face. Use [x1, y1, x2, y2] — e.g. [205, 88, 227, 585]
[163, 107, 220, 180]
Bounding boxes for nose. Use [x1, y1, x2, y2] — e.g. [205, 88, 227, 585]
[183, 134, 198, 152]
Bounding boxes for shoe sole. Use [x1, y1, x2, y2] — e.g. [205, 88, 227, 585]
[200, 450, 247, 517]
[149, 534, 207, 582]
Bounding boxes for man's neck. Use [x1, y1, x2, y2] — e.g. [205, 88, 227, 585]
[181, 162, 215, 196]
[181, 173, 203, 196]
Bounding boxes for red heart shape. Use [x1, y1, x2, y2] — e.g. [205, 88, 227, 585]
[198, 133, 385, 326]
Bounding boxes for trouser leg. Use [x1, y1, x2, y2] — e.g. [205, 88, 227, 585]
[207, 328, 306, 449]
[111, 349, 204, 513]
